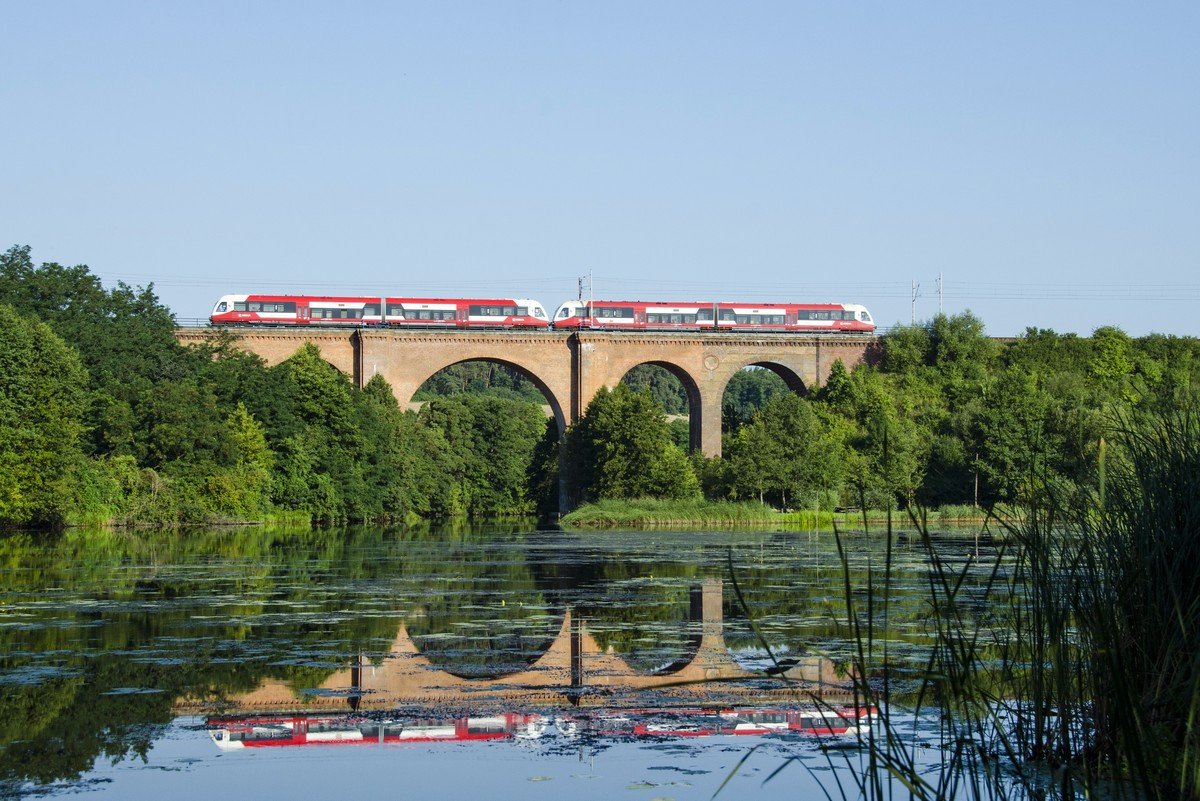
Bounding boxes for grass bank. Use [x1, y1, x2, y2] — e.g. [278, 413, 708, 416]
[560, 499, 834, 529]
[559, 499, 994, 530]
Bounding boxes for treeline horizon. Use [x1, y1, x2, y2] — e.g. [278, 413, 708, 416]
[3, 244, 1199, 529]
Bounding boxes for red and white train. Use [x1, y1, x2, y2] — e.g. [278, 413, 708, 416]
[550, 300, 874, 333]
[209, 295, 551, 329]
[209, 294, 874, 333]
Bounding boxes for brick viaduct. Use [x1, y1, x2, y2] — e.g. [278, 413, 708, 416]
[176, 327, 879, 457]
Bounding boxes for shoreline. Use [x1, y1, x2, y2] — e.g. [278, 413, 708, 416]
[558, 499, 998, 530]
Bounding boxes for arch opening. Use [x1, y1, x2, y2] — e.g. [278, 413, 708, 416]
[412, 358, 565, 436]
[404, 604, 566, 680]
[618, 361, 702, 452]
[719, 363, 804, 437]
[410, 358, 564, 520]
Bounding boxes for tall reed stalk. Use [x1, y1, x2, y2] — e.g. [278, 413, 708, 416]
[832, 401, 1200, 800]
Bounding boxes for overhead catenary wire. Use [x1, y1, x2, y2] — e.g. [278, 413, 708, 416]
[87, 271, 1200, 303]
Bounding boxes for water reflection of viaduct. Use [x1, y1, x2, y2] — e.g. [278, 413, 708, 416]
[176, 579, 851, 713]
[176, 328, 878, 457]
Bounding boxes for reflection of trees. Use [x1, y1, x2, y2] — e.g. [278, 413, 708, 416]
[718, 533, 1012, 669]
[567, 560, 701, 672]
[395, 531, 556, 677]
[0, 526, 407, 789]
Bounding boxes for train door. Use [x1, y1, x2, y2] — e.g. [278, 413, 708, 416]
[298, 305, 310, 324]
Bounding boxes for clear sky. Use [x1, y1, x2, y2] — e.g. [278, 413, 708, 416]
[3, 2, 1197, 336]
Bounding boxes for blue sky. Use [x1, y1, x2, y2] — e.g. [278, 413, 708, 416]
[2, 2, 1197, 335]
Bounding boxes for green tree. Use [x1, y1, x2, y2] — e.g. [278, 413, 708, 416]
[724, 394, 845, 509]
[722, 367, 789, 431]
[621, 364, 690, 415]
[563, 385, 700, 504]
[0, 304, 88, 526]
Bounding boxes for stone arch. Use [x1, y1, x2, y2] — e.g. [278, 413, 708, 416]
[406, 356, 568, 436]
[723, 359, 809, 396]
[616, 360, 704, 452]
[356, 330, 574, 439]
[714, 360, 811, 443]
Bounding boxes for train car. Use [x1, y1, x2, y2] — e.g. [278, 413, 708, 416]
[561, 705, 877, 739]
[550, 300, 874, 333]
[209, 294, 550, 329]
[207, 712, 545, 751]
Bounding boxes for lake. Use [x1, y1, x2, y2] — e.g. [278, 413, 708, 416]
[0, 524, 1002, 800]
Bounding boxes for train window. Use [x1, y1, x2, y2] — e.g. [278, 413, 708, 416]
[233, 302, 247, 312]
[719, 310, 736, 321]
[860, 311, 870, 321]
[558, 308, 570, 318]
[467, 722, 506, 734]
[470, 305, 504, 316]
[533, 307, 545, 318]
[517, 306, 529, 316]
[387, 306, 403, 316]
[504, 306, 516, 316]
[364, 305, 379, 316]
[216, 302, 227, 312]
[698, 309, 713, 321]
[248, 302, 261, 312]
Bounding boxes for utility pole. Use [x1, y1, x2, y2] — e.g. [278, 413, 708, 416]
[938, 272, 944, 315]
[910, 280, 921, 325]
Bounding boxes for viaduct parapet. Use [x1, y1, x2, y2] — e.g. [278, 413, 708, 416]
[176, 327, 879, 457]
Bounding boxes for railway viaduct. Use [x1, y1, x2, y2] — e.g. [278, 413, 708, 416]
[175, 327, 879, 457]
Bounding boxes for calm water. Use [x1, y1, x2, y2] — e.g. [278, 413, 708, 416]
[0, 524, 1002, 800]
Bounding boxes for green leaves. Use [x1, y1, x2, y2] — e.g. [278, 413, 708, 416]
[0, 304, 88, 526]
[563, 384, 700, 504]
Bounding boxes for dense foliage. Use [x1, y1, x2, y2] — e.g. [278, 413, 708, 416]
[5, 243, 1200, 527]
[561, 384, 699, 505]
[0, 246, 551, 526]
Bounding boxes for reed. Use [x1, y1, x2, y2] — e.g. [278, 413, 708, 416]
[828, 401, 1200, 800]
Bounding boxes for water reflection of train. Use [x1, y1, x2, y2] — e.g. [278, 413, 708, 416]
[207, 707, 875, 751]
[598, 706, 877, 738]
[208, 713, 546, 750]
